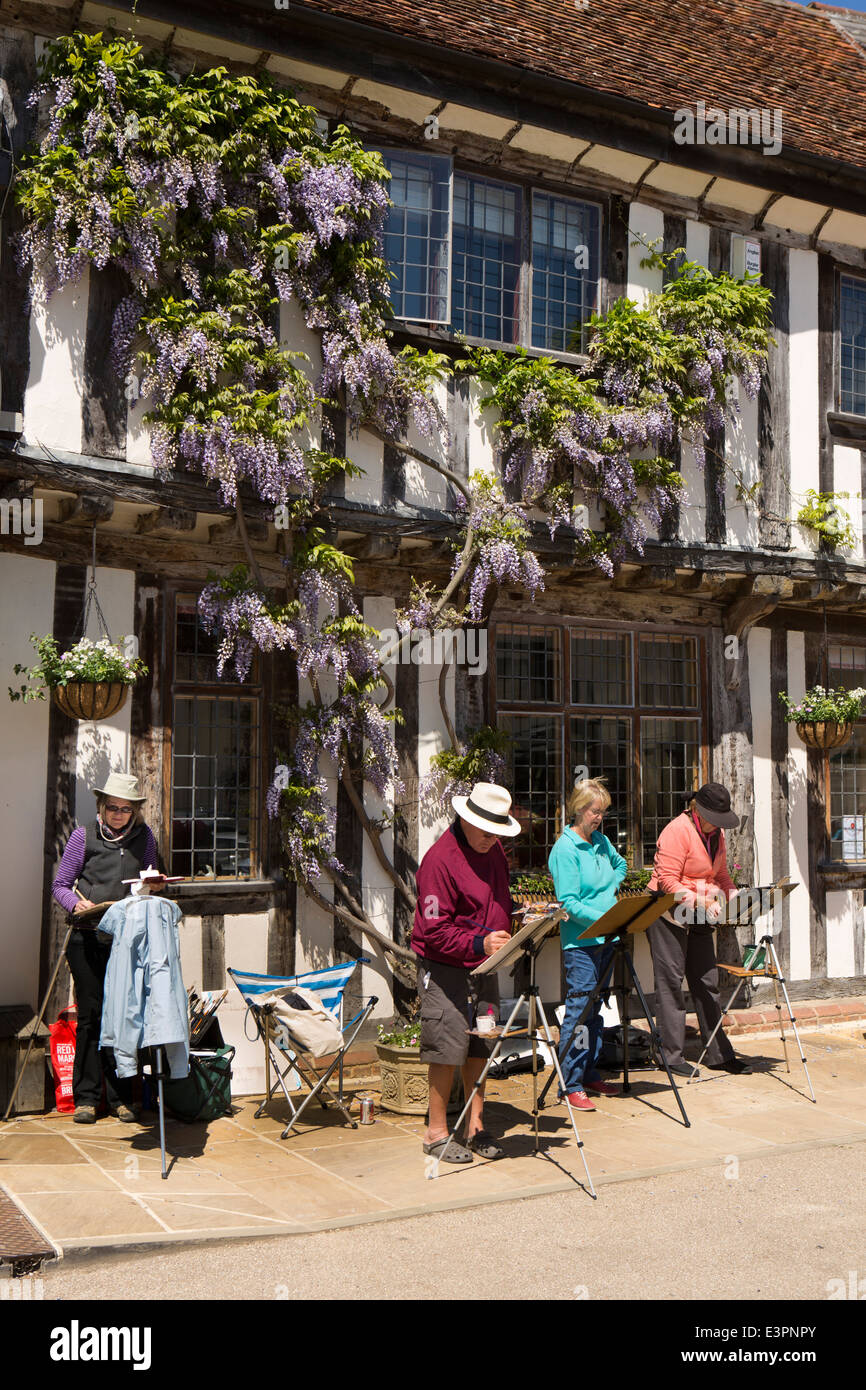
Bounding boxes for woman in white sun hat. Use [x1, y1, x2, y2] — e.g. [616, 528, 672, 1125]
[52, 773, 159, 1125]
[410, 782, 521, 1165]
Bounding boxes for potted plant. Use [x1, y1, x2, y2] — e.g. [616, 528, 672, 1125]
[510, 869, 556, 907]
[618, 868, 652, 898]
[375, 1018, 461, 1115]
[9, 634, 147, 721]
[778, 685, 866, 750]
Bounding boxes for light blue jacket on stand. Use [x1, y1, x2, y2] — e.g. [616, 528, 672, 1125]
[99, 896, 190, 1080]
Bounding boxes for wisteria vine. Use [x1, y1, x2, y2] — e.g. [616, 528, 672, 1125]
[16, 33, 774, 939]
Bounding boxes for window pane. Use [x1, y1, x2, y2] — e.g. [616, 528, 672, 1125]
[569, 716, 633, 861]
[840, 275, 866, 417]
[176, 593, 220, 683]
[641, 718, 701, 863]
[639, 634, 699, 709]
[571, 629, 631, 706]
[496, 624, 561, 704]
[380, 151, 451, 323]
[452, 174, 522, 343]
[500, 714, 562, 870]
[531, 193, 601, 353]
[830, 725, 866, 861]
[171, 695, 259, 879]
[828, 645, 866, 691]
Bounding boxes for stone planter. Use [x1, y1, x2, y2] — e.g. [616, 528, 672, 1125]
[52, 681, 129, 721]
[375, 1043, 462, 1115]
[795, 720, 852, 751]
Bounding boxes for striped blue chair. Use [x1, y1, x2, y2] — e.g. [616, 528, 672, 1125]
[228, 960, 377, 1138]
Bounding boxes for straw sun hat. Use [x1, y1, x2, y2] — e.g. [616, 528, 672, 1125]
[452, 782, 521, 837]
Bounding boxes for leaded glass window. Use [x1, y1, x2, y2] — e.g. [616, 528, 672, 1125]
[840, 274, 866, 417]
[170, 594, 261, 880]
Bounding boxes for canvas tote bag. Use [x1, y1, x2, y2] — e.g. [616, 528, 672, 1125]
[257, 986, 344, 1057]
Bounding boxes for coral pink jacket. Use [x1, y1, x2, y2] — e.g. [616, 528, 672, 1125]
[648, 811, 736, 910]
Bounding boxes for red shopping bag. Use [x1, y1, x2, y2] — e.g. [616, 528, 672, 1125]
[49, 1008, 77, 1113]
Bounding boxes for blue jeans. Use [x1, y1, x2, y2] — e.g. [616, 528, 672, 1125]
[559, 944, 615, 1094]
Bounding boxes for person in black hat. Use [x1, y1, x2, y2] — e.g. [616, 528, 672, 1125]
[646, 783, 749, 1077]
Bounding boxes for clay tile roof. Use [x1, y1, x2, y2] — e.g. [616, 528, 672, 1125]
[298, 0, 866, 172]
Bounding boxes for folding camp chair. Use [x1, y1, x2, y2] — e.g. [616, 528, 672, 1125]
[228, 960, 377, 1138]
[688, 936, 816, 1102]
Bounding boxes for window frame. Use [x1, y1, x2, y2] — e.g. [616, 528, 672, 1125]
[491, 613, 710, 870]
[839, 270, 866, 419]
[163, 584, 266, 884]
[827, 642, 866, 862]
[378, 147, 606, 364]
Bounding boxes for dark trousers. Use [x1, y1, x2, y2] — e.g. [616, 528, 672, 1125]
[65, 929, 134, 1109]
[647, 918, 735, 1068]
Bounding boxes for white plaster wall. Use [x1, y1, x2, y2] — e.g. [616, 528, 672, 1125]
[788, 249, 820, 552]
[361, 596, 398, 1021]
[786, 631, 811, 980]
[404, 380, 450, 511]
[679, 221, 711, 544]
[825, 892, 857, 980]
[627, 204, 664, 305]
[0, 554, 55, 1008]
[73, 568, 136, 823]
[23, 271, 89, 454]
[750, 627, 773, 886]
[832, 444, 863, 558]
[725, 378, 761, 549]
[417, 656, 453, 861]
[685, 220, 710, 269]
[344, 428, 384, 505]
[126, 390, 155, 469]
[465, 379, 499, 478]
[678, 438, 708, 545]
[221, 911, 270, 1096]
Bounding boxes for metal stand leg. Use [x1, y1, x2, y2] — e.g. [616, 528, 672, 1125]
[536, 951, 617, 1110]
[156, 1046, 168, 1180]
[430, 951, 595, 1195]
[766, 941, 816, 1104]
[621, 947, 690, 1128]
[690, 976, 748, 1078]
[430, 993, 526, 1179]
[534, 994, 595, 1197]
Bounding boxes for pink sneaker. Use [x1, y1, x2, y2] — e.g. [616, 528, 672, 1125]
[586, 1079, 621, 1097]
[565, 1090, 596, 1111]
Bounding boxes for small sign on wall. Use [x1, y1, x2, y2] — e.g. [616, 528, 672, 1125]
[842, 815, 864, 861]
[731, 236, 761, 280]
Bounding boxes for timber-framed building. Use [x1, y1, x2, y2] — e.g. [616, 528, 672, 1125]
[2, 0, 866, 1085]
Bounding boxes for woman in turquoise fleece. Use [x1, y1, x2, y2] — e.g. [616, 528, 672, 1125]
[548, 778, 627, 1110]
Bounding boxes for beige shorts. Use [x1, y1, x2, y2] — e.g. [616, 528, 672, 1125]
[416, 958, 500, 1066]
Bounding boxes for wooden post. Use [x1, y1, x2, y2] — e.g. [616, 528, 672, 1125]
[38, 566, 87, 1022]
[770, 626, 792, 977]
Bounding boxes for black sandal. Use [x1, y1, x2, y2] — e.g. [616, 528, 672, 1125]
[466, 1128, 504, 1159]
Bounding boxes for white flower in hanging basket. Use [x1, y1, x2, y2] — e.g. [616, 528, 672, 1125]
[8, 633, 147, 717]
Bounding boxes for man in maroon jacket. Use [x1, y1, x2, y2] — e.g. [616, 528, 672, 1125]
[410, 783, 521, 1163]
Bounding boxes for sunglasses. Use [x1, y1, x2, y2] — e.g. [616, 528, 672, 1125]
[104, 804, 133, 815]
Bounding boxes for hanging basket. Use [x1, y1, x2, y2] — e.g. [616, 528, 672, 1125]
[795, 720, 853, 750]
[52, 681, 129, 722]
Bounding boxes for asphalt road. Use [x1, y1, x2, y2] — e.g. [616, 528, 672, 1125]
[29, 1138, 866, 1303]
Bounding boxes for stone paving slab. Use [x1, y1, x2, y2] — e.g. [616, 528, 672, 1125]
[0, 1028, 864, 1256]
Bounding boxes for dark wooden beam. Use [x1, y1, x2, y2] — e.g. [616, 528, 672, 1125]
[759, 240, 791, 550]
[804, 631, 828, 983]
[38, 565, 86, 1020]
[770, 626, 791, 978]
[208, 515, 269, 545]
[81, 265, 129, 461]
[58, 494, 115, 524]
[136, 506, 197, 535]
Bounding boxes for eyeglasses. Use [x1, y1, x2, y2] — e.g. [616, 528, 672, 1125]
[104, 804, 133, 816]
